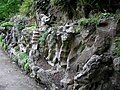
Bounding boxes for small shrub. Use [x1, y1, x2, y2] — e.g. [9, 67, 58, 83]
[24, 62, 30, 71]
[19, 52, 29, 63]
[17, 52, 30, 71]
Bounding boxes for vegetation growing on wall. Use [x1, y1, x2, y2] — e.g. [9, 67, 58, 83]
[0, 0, 21, 20]
[78, 13, 120, 26]
[19, 0, 34, 16]
[50, 0, 78, 19]
[18, 52, 30, 71]
[0, 35, 4, 47]
[50, 0, 120, 19]
[0, 21, 14, 28]
[39, 31, 49, 46]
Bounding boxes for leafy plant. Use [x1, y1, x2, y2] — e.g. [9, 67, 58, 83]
[0, 0, 21, 20]
[78, 17, 99, 26]
[18, 52, 29, 63]
[0, 21, 14, 27]
[19, 0, 34, 16]
[24, 62, 30, 71]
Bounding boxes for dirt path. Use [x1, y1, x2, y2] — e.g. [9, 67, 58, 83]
[0, 48, 44, 90]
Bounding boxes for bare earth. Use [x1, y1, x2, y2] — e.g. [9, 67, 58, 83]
[0, 48, 44, 90]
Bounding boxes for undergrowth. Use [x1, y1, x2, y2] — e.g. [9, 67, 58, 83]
[78, 13, 120, 27]
[17, 52, 30, 72]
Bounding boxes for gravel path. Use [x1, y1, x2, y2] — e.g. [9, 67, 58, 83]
[0, 48, 44, 90]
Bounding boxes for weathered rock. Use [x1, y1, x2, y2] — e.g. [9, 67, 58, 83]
[29, 49, 40, 64]
[46, 30, 57, 62]
[1, 12, 120, 90]
[0, 26, 5, 34]
[113, 57, 120, 71]
[30, 66, 40, 78]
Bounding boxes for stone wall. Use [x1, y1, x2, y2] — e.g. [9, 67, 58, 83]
[0, 13, 120, 90]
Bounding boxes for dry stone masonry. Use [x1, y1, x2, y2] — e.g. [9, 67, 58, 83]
[0, 9, 120, 90]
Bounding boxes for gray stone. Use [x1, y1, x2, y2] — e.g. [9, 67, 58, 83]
[113, 57, 120, 71]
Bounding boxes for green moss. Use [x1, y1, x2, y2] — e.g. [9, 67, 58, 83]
[0, 22, 14, 27]
[79, 17, 99, 26]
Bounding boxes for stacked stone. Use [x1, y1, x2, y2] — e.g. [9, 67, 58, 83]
[31, 30, 40, 44]
[58, 23, 76, 68]
[29, 30, 40, 67]
[46, 30, 57, 62]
